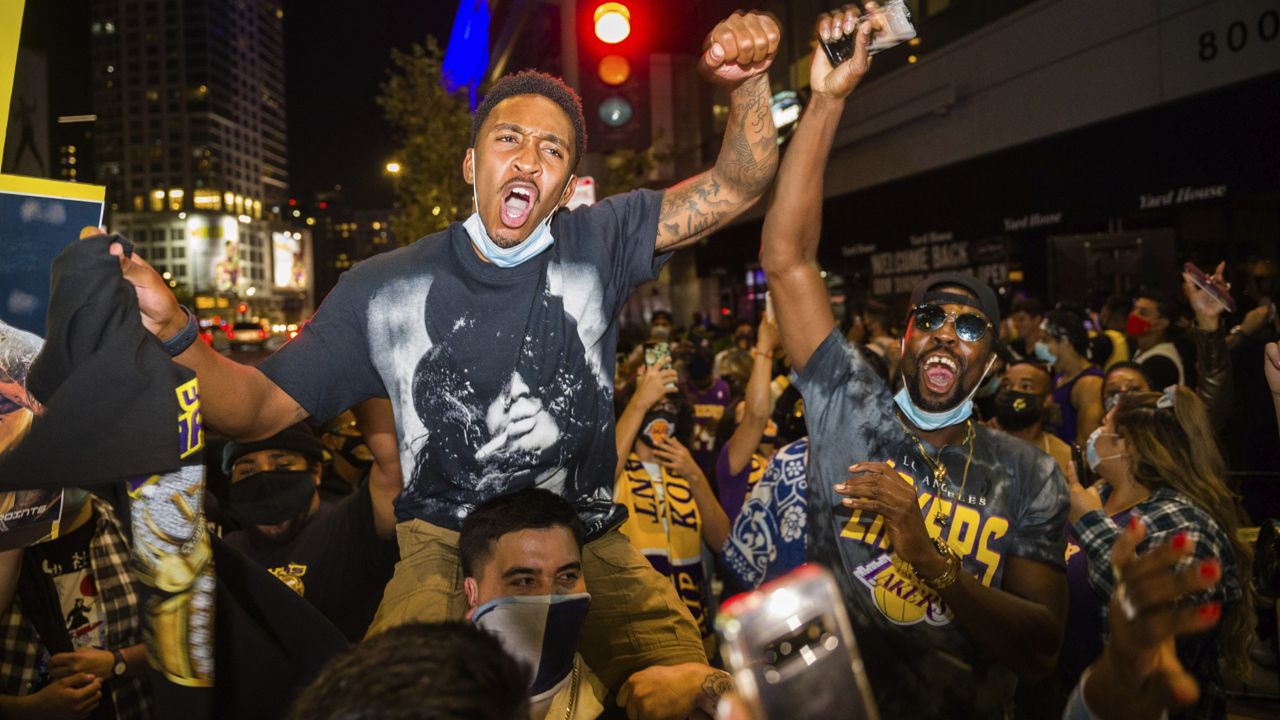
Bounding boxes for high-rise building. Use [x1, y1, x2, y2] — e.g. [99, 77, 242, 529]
[89, 0, 309, 321]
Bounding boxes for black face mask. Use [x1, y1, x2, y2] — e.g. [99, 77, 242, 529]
[230, 470, 316, 527]
[993, 389, 1044, 431]
[639, 409, 679, 448]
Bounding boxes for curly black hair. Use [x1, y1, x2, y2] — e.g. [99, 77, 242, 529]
[471, 70, 588, 166]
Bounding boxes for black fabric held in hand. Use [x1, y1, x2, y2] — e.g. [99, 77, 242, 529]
[0, 234, 188, 490]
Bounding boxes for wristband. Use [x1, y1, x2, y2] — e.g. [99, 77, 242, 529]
[162, 306, 199, 356]
[918, 536, 962, 591]
[752, 348, 774, 359]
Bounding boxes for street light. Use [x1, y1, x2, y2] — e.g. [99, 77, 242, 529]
[385, 161, 402, 175]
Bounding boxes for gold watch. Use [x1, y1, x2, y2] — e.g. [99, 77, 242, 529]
[919, 536, 962, 591]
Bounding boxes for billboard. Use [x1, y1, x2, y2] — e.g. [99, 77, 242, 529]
[272, 231, 306, 289]
[0, 175, 105, 335]
[183, 213, 242, 294]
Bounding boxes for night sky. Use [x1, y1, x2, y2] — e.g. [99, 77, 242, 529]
[282, 0, 456, 209]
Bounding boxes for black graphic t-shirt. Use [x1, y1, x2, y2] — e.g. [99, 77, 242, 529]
[260, 190, 667, 535]
[794, 330, 1068, 719]
[37, 513, 107, 652]
[224, 481, 398, 642]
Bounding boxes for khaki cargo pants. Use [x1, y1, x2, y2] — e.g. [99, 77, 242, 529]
[366, 519, 707, 690]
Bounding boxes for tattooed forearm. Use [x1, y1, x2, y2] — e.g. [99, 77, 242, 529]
[718, 74, 779, 198]
[701, 669, 734, 704]
[658, 173, 732, 247]
[656, 75, 778, 251]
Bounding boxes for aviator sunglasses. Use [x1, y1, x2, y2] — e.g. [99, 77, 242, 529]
[910, 304, 992, 343]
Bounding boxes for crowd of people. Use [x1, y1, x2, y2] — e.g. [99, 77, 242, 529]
[2, 4, 1279, 720]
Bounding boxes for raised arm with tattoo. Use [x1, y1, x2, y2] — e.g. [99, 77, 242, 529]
[655, 12, 780, 252]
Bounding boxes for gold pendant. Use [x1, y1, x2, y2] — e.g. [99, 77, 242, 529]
[935, 510, 949, 527]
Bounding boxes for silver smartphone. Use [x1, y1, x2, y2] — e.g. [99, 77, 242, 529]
[718, 564, 879, 720]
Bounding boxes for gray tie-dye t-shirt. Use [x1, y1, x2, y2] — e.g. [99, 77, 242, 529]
[260, 189, 667, 534]
[794, 330, 1068, 719]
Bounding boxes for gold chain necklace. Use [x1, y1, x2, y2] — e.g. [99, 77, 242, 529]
[900, 419, 975, 528]
[561, 654, 581, 720]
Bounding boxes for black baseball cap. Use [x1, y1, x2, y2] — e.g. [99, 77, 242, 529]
[222, 424, 324, 475]
[909, 272, 1001, 328]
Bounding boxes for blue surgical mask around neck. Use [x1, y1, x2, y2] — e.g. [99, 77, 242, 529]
[464, 183, 558, 268]
[894, 356, 996, 432]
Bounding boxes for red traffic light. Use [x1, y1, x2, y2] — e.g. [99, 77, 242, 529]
[594, 3, 631, 44]
[237, 303, 248, 314]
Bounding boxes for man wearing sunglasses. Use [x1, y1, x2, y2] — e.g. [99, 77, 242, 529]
[757, 9, 1069, 718]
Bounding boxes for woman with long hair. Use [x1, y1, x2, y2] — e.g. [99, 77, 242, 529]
[1062, 386, 1253, 719]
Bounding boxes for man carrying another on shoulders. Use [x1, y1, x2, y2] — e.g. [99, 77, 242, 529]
[758, 7, 1068, 717]
[103, 9, 783, 694]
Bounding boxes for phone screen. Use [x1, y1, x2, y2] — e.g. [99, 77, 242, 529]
[1071, 444, 1093, 488]
[644, 341, 670, 368]
[1183, 262, 1236, 313]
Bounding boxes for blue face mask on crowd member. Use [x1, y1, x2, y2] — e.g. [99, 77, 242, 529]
[472, 593, 591, 697]
[1033, 340, 1057, 366]
[464, 183, 560, 269]
[894, 356, 997, 432]
[1085, 427, 1123, 472]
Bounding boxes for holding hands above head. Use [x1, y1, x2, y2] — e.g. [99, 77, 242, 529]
[811, 3, 883, 100]
[700, 11, 781, 86]
[633, 356, 679, 411]
[1181, 261, 1230, 331]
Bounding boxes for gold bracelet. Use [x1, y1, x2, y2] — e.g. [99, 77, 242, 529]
[919, 536, 962, 592]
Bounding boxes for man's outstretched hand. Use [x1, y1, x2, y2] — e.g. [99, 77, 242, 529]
[1083, 517, 1223, 718]
[700, 11, 780, 87]
[80, 226, 184, 340]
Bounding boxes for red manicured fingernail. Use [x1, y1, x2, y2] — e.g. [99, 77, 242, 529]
[1128, 516, 1140, 531]
[1199, 559, 1220, 581]
[1197, 602, 1220, 622]
[1171, 531, 1188, 551]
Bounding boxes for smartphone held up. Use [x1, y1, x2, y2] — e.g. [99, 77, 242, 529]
[820, 0, 918, 66]
[718, 564, 880, 720]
